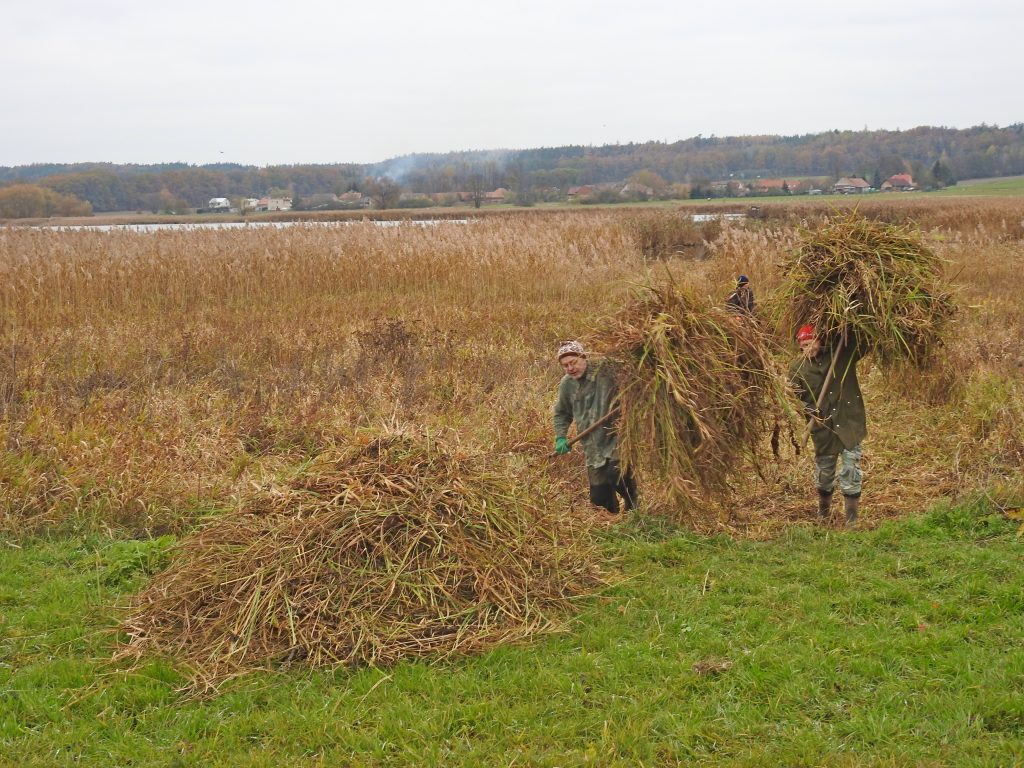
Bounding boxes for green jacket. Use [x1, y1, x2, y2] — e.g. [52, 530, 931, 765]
[789, 343, 867, 456]
[553, 359, 620, 469]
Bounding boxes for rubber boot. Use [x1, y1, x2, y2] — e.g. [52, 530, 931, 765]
[589, 484, 619, 514]
[618, 471, 639, 512]
[844, 494, 859, 527]
[817, 490, 833, 521]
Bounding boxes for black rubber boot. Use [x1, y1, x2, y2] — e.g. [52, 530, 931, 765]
[589, 484, 619, 514]
[844, 494, 859, 527]
[617, 471, 639, 512]
[817, 490, 833, 521]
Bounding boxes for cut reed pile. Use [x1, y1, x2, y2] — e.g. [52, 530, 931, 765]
[119, 427, 601, 688]
[774, 210, 956, 365]
[597, 283, 791, 509]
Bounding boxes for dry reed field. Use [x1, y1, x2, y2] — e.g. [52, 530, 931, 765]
[3, 196, 1023, 757]
[0, 215, 638, 534]
[2, 200, 1023, 540]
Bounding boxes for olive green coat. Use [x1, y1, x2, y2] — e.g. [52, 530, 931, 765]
[553, 359, 620, 469]
[789, 344, 867, 456]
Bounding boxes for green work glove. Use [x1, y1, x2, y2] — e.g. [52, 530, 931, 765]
[554, 437, 571, 455]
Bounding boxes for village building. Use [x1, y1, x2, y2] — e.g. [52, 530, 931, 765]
[750, 178, 802, 194]
[620, 182, 655, 199]
[833, 177, 872, 194]
[880, 173, 915, 191]
[566, 182, 619, 200]
[338, 191, 372, 208]
[255, 197, 293, 212]
[483, 188, 508, 204]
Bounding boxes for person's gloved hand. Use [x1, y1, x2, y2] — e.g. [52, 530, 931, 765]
[554, 437, 571, 455]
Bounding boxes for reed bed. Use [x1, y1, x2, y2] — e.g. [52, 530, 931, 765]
[596, 282, 791, 510]
[1, 203, 1023, 539]
[119, 427, 601, 688]
[774, 211, 956, 365]
[0, 215, 637, 331]
[622, 209, 719, 258]
[730, 196, 1024, 236]
[0, 216, 639, 532]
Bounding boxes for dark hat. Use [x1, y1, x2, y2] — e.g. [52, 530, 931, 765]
[737, 274, 749, 285]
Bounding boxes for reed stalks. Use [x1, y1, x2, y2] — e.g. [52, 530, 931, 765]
[597, 282, 791, 510]
[772, 210, 956, 365]
[118, 426, 601, 689]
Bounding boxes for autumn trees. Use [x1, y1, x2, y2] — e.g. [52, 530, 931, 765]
[0, 184, 92, 218]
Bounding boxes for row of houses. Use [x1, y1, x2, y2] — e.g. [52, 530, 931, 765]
[206, 197, 294, 212]
[567, 173, 918, 200]
[833, 174, 916, 194]
[566, 182, 657, 200]
[714, 173, 917, 196]
[203, 173, 918, 213]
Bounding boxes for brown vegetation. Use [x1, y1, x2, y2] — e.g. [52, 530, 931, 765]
[597, 284, 790, 512]
[118, 427, 600, 688]
[4, 198, 1024, 681]
[0, 183, 92, 219]
[1, 199, 1023, 542]
[773, 210, 956, 365]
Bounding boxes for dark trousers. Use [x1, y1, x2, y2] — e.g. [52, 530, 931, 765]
[587, 460, 638, 514]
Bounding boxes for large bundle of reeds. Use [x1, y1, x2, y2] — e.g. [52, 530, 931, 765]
[597, 283, 790, 507]
[119, 428, 600, 688]
[775, 211, 955, 365]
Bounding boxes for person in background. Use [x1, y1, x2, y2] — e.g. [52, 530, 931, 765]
[788, 324, 866, 526]
[726, 274, 756, 314]
[553, 340, 638, 514]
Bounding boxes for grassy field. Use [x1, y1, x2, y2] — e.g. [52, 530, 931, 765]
[933, 175, 1024, 196]
[2, 502, 1021, 766]
[2, 200, 1023, 765]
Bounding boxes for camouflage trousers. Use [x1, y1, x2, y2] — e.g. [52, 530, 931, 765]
[815, 444, 863, 497]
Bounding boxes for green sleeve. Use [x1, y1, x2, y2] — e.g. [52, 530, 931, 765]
[553, 377, 574, 438]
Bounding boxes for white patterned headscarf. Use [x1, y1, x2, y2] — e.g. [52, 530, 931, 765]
[557, 340, 587, 360]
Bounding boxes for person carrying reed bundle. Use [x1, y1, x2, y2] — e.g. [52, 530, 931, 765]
[725, 274, 756, 315]
[789, 324, 866, 525]
[553, 340, 638, 515]
[777, 211, 955, 527]
[595, 284, 788, 514]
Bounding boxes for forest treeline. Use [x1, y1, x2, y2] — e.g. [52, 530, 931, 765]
[2, 124, 1023, 215]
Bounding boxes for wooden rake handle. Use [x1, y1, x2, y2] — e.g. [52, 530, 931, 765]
[800, 339, 845, 451]
[551, 407, 621, 458]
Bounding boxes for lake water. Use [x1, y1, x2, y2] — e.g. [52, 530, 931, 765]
[39, 213, 739, 231]
[43, 219, 470, 232]
[690, 213, 747, 222]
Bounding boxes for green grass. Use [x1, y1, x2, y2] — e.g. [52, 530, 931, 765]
[1, 501, 1021, 767]
[933, 175, 1024, 196]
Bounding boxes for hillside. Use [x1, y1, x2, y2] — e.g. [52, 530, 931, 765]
[2, 124, 1023, 213]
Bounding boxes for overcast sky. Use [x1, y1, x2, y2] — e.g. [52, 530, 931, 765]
[2, 0, 1020, 167]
